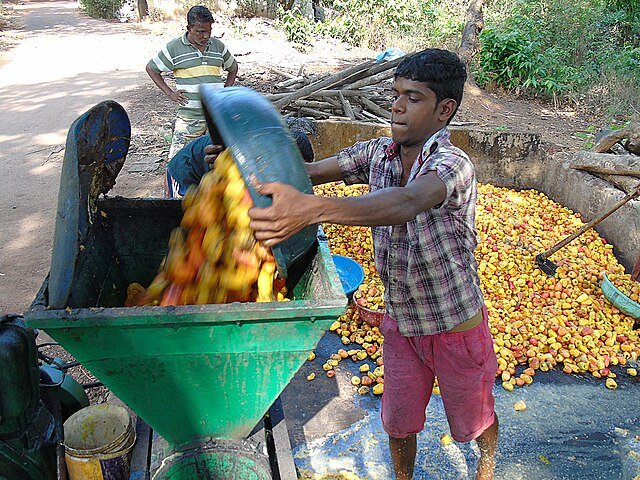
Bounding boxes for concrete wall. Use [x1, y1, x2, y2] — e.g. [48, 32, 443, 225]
[311, 119, 640, 271]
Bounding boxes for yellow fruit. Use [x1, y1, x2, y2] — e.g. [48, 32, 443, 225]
[306, 373, 316, 381]
[514, 400, 527, 411]
[357, 386, 370, 395]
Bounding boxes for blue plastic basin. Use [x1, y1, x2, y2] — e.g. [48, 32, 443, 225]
[332, 255, 365, 296]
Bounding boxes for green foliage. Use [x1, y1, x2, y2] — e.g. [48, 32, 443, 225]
[79, 0, 124, 19]
[276, 0, 466, 51]
[477, 0, 640, 110]
[278, 6, 315, 47]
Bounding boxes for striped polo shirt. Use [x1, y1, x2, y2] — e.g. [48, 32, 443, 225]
[148, 33, 237, 120]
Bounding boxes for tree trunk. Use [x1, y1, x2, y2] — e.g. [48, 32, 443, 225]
[137, 0, 149, 21]
[459, 0, 485, 77]
[592, 122, 640, 154]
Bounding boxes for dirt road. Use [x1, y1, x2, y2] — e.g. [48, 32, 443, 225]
[0, 1, 170, 314]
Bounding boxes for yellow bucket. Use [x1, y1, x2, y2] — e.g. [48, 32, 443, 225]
[63, 404, 136, 480]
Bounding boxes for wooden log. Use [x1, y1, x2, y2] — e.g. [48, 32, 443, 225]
[289, 99, 338, 109]
[274, 58, 377, 109]
[357, 96, 392, 120]
[317, 89, 370, 97]
[309, 93, 341, 108]
[266, 65, 298, 79]
[344, 69, 396, 89]
[294, 106, 331, 119]
[592, 122, 640, 153]
[591, 173, 640, 196]
[571, 151, 640, 177]
[338, 92, 355, 120]
[276, 76, 306, 88]
[360, 110, 388, 124]
[331, 55, 407, 89]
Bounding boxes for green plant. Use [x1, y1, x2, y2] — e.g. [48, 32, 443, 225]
[79, 0, 124, 19]
[478, 0, 640, 116]
[478, 26, 568, 97]
[279, 6, 314, 47]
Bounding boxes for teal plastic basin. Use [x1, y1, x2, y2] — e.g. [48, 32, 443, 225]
[199, 85, 316, 278]
[602, 273, 640, 320]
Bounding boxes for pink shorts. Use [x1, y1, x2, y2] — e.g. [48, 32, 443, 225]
[380, 309, 498, 442]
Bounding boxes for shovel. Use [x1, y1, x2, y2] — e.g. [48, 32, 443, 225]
[535, 182, 640, 276]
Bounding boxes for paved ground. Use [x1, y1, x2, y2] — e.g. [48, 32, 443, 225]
[287, 330, 640, 479]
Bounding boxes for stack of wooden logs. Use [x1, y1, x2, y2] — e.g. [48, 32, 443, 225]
[571, 122, 640, 195]
[265, 55, 406, 124]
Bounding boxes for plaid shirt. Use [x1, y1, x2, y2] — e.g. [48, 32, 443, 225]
[337, 127, 484, 336]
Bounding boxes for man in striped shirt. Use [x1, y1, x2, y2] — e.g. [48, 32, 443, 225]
[248, 49, 499, 479]
[146, 5, 238, 161]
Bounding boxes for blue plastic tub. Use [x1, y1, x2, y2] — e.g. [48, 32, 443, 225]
[601, 274, 640, 320]
[332, 255, 365, 297]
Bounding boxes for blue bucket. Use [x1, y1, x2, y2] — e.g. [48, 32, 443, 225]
[332, 255, 365, 297]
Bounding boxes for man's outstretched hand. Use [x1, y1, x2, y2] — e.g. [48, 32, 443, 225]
[249, 182, 316, 247]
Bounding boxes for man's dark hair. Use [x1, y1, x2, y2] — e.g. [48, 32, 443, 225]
[187, 5, 214, 25]
[291, 129, 315, 163]
[395, 48, 467, 123]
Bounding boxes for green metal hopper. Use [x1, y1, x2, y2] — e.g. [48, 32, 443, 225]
[24, 100, 347, 460]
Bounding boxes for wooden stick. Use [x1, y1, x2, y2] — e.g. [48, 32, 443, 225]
[338, 92, 355, 120]
[360, 110, 388, 124]
[266, 66, 298, 79]
[276, 76, 305, 89]
[571, 151, 640, 177]
[310, 94, 341, 107]
[344, 69, 396, 89]
[289, 99, 338, 109]
[331, 55, 407, 89]
[274, 58, 377, 109]
[294, 106, 330, 119]
[358, 96, 392, 120]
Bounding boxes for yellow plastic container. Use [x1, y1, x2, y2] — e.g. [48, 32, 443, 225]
[63, 404, 136, 480]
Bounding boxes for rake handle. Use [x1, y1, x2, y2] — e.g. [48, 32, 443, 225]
[540, 184, 640, 260]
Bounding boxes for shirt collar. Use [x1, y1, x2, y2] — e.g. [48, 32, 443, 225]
[384, 126, 450, 165]
[181, 33, 212, 49]
[418, 127, 449, 167]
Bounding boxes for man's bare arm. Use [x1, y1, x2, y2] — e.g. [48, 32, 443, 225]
[249, 172, 447, 246]
[224, 63, 238, 87]
[306, 156, 345, 185]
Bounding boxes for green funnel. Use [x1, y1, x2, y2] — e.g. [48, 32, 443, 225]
[26, 198, 346, 449]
